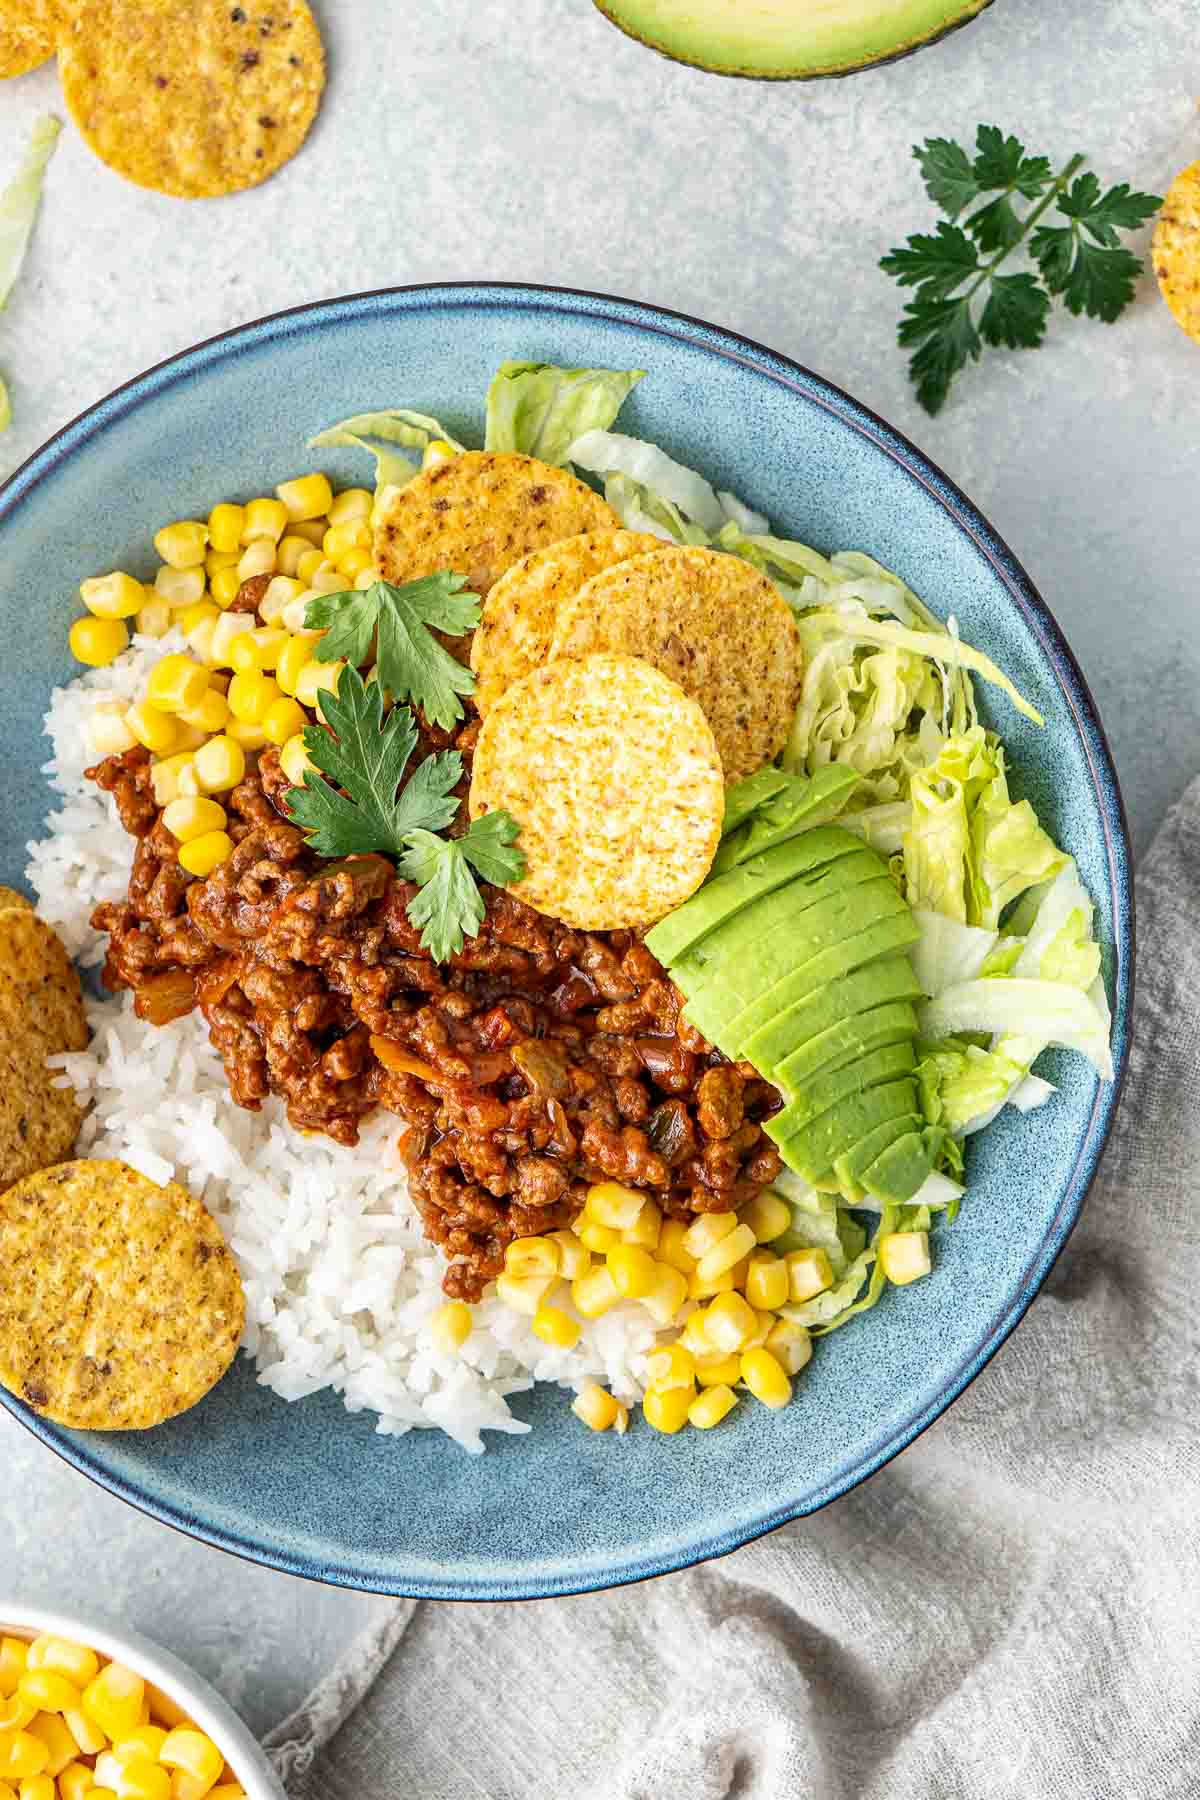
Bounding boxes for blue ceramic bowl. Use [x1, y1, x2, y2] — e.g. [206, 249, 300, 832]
[0, 284, 1132, 1599]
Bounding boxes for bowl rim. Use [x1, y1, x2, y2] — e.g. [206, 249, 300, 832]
[0, 1598, 285, 1797]
[0, 280, 1134, 1600]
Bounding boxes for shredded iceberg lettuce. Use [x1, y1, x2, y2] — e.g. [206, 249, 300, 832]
[485, 363, 643, 465]
[0, 114, 62, 436]
[308, 410, 463, 489]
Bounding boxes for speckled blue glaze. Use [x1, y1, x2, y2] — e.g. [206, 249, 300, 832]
[0, 285, 1132, 1600]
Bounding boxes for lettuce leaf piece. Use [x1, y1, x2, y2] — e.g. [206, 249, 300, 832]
[772, 1174, 856, 1275]
[919, 979, 1113, 1078]
[904, 761, 971, 920]
[969, 756, 1066, 929]
[839, 801, 911, 856]
[917, 1035, 1032, 1132]
[781, 1204, 900, 1335]
[567, 428, 727, 533]
[910, 907, 1000, 996]
[0, 114, 62, 437]
[485, 362, 643, 465]
[1012, 858, 1101, 989]
[800, 610, 1044, 727]
[308, 410, 464, 490]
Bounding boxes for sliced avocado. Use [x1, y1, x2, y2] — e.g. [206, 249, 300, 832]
[740, 959, 922, 1073]
[773, 1000, 919, 1093]
[769, 1078, 919, 1184]
[685, 907, 920, 1052]
[833, 1114, 922, 1194]
[593, 0, 994, 80]
[860, 1132, 935, 1206]
[673, 855, 897, 999]
[721, 767, 791, 837]
[710, 766, 860, 875]
[644, 824, 865, 967]
[766, 1041, 916, 1137]
[714, 920, 921, 1056]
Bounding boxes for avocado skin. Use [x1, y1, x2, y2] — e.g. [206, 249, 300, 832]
[592, 0, 995, 81]
[766, 1040, 916, 1137]
[740, 958, 922, 1074]
[645, 825, 866, 967]
[773, 999, 920, 1093]
[710, 765, 860, 875]
[688, 909, 920, 1053]
[860, 1131, 935, 1205]
[833, 1114, 922, 1193]
[768, 1077, 919, 1183]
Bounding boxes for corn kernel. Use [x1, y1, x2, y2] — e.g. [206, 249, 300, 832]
[322, 520, 371, 565]
[191, 732, 245, 795]
[785, 1247, 833, 1303]
[146, 655, 210, 714]
[278, 592, 317, 634]
[308, 563, 350, 597]
[207, 1788, 246, 1800]
[240, 497, 288, 544]
[259, 697, 306, 746]
[582, 1182, 642, 1230]
[505, 1237, 560, 1280]
[154, 521, 208, 571]
[17, 1675, 79, 1716]
[209, 568, 241, 610]
[423, 441, 455, 470]
[294, 547, 325, 585]
[17, 1777, 53, 1800]
[645, 1343, 694, 1390]
[69, 617, 129, 668]
[740, 1346, 792, 1409]
[879, 1231, 932, 1286]
[111, 1727, 167, 1765]
[0, 1697, 35, 1733]
[206, 503, 245, 554]
[178, 688, 229, 734]
[26, 1715, 77, 1778]
[571, 1383, 619, 1431]
[494, 1272, 555, 1316]
[695, 1221, 756, 1286]
[546, 1232, 590, 1280]
[110, 1760, 168, 1800]
[88, 1791, 116, 1800]
[62, 1709, 104, 1757]
[177, 831, 234, 878]
[149, 753, 194, 808]
[90, 1769, 120, 1798]
[576, 1220, 619, 1255]
[606, 1243, 657, 1300]
[207, 671, 230, 695]
[428, 1301, 472, 1353]
[640, 1262, 688, 1327]
[327, 487, 372, 525]
[622, 1199, 662, 1252]
[230, 627, 289, 675]
[225, 718, 267, 751]
[571, 1265, 619, 1319]
[682, 1212, 738, 1260]
[642, 1383, 694, 1434]
[158, 1729, 223, 1798]
[287, 518, 329, 547]
[0, 1733, 49, 1781]
[153, 566, 206, 609]
[124, 701, 179, 755]
[135, 600, 173, 639]
[336, 546, 375, 583]
[82, 1668, 143, 1746]
[688, 1384, 737, 1429]
[294, 659, 344, 709]
[172, 721, 208, 754]
[745, 1252, 789, 1313]
[257, 576, 304, 624]
[704, 1291, 758, 1354]
[275, 536, 313, 579]
[740, 1190, 792, 1244]
[162, 797, 226, 844]
[80, 572, 143, 620]
[207, 613, 255, 666]
[87, 701, 138, 756]
[57, 1763, 94, 1800]
[687, 1266, 735, 1301]
[0, 1644, 25, 1701]
[531, 1304, 581, 1350]
[655, 1219, 696, 1275]
[275, 472, 333, 522]
[278, 734, 314, 787]
[227, 670, 282, 725]
[236, 540, 276, 584]
[181, 601, 219, 650]
[355, 566, 380, 590]
[694, 1352, 742, 1388]
[205, 549, 241, 577]
[678, 1310, 713, 1358]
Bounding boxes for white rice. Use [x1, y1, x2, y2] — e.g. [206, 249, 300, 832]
[26, 638, 666, 1451]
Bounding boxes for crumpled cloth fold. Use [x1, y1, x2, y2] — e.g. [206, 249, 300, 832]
[266, 779, 1199, 1800]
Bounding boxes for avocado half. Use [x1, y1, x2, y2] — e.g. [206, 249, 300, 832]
[592, 0, 995, 80]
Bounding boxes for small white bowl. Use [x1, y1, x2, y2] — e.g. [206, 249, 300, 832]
[1, 1601, 284, 1800]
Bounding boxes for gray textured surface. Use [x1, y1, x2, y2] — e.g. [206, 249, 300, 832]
[0, 0, 1196, 1743]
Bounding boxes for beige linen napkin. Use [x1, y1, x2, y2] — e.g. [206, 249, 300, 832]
[265, 779, 1199, 1800]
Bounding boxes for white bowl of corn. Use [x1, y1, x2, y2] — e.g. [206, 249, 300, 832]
[0, 1603, 284, 1800]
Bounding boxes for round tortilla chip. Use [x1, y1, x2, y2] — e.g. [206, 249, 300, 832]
[0, 911, 87, 1192]
[58, 0, 325, 199]
[549, 545, 802, 785]
[469, 528, 664, 715]
[469, 653, 723, 930]
[0, 0, 59, 77]
[0, 885, 32, 912]
[374, 452, 621, 598]
[0, 1158, 244, 1430]
[1154, 161, 1200, 345]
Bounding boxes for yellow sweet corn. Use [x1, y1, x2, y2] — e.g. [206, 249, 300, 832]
[548, 1231, 590, 1280]
[240, 497, 288, 544]
[694, 1221, 756, 1286]
[494, 1272, 555, 1317]
[153, 522, 207, 571]
[740, 1190, 792, 1244]
[275, 535, 314, 579]
[571, 1383, 620, 1431]
[209, 567, 241, 610]
[583, 1181, 644, 1230]
[307, 564, 349, 596]
[157, 1728, 223, 1796]
[294, 547, 325, 585]
[355, 566, 380, 591]
[687, 1266, 735, 1301]
[576, 1220, 619, 1255]
[17, 1677, 79, 1718]
[207, 1787, 247, 1800]
[531, 1305, 580, 1350]
[294, 659, 344, 708]
[229, 628, 288, 675]
[261, 696, 307, 746]
[274, 635, 315, 697]
[124, 702, 179, 756]
[149, 753, 196, 809]
[135, 600, 173, 640]
[88, 701, 138, 756]
[322, 520, 371, 564]
[153, 566, 206, 609]
[785, 1247, 833, 1303]
[682, 1212, 738, 1260]
[162, 797, 226, 844]
[423, 441, 455, 470]
[16, 1776, 53, 1800]
[57, 1763, 95, 1800]
[703, 1291, 758, 1354]
[62, 1707, 105, 1756]
[655, 1219, 696, 1275]
[640, 1262, 688, 1327]
[146, 655, 210, 714]
[744, 1252, 789, 1313]
[257, 576, 305, 624]
[278, 594, 315, 633]
[191, 735, 245, 794]
[645, 1343, 694, 1390]
[107, 1759, 168, 1800]
[327, 487, 372, 525]
[82, 1668, 144, 1746]
[177, 831, 234, 878]
[209, 612, 257, 666]
[688, 1384, 737, 1429]
[606, 1243, 657, 1300]
[428, 1301, 472, 1352]
[225, 717, 267, 751]
[288, 518, 329, 547]
[0, 1642, 25, 1699]
[678, 1310, 713, 1359]
[205, 548, 240, 577]
[275, 473, 333, 522]
[570, 1265, 619, 1319]
[336, 546, 374, 583]
[69, 617, 129, 668]
[0, 1732, 49, 1781]
[693, 1351, 742, 1388]
[79, 572, 143, 620]
[878, 1231, 931, 1286]
[227, 670, 282, 725]
[182, 607, 221, 664]
[206, 503, 245, 554]
[24, 1714, 76, 1777]
[622, 1199, 662, 1252]
[642, 1384, 694, 1434]
[278, 734, 314, 786]
[235, 540, 276, 583]
[504, 1237, 560, 1280]
[0, 1696, 34, 1733]
[740, 1346, 792, 1410]
[111, 1727, 167, 1765]
[178, 688, 230, 735]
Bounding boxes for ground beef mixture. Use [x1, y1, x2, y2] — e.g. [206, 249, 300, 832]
[88, 721, 783, 1299]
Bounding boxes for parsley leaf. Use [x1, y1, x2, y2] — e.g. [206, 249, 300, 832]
[306, 573, 481, 731]
[398, 817, 525, 962]
[882, 127, 1162, 413]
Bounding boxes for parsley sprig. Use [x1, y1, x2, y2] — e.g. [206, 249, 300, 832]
[306, 573, 481, 731]
[881, 126, 1161, 414]
[285, 665, 524, 962]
